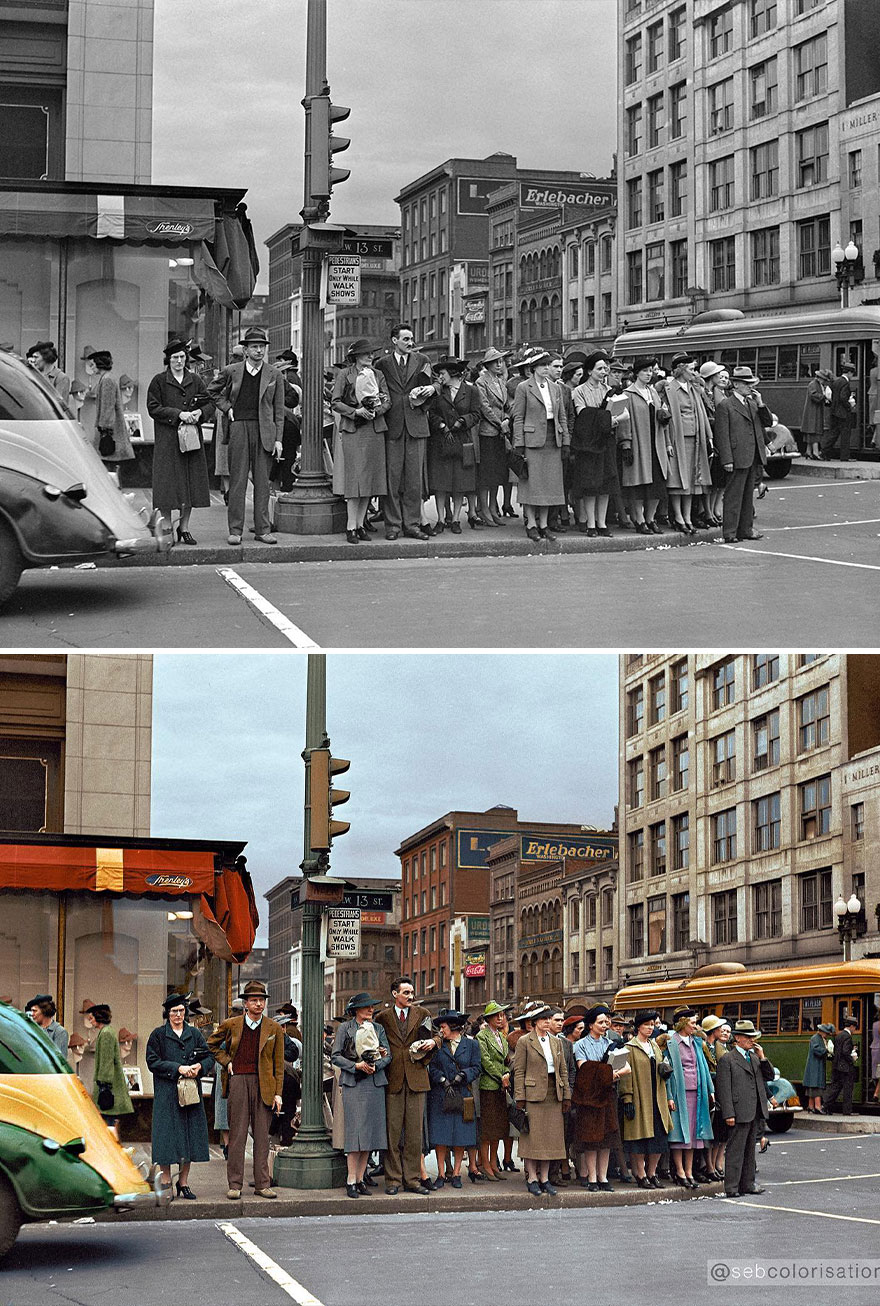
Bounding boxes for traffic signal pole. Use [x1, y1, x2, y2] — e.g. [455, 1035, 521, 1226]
[273, 653, 346, 1189]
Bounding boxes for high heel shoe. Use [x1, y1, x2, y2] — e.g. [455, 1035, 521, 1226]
[468, 516, 483, 529]
[356, 526, 369, 540]
[503, 1160, 518, 1171]
[671, 520, 686, 533]
[433, 520, 445, 535]
[176, 527, 197, 546]
[175, 1182, 196, 1200]
[345, 529, 360, 544]
[450, 520, 462, 534]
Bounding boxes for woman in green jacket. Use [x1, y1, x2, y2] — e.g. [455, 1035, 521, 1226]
[617, 1009, 672, 1189]
[84, 1003, 134, 1139]
[476, 1001, 512, 1180]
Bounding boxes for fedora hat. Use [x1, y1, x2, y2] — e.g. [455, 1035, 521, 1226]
[346, 991, 376, 1012]
[673, 1004, 697, 1021]
[840, 361, 858, 374]
[240, 326, 270, 346]
[670, 351, 696, 369]
[608, 1011, 628, 1026]
[731, 365, 759, 384]
[481, 347, 509, 365]
[731, 1019, 762, 1038]
[239, 979, 270, 1000]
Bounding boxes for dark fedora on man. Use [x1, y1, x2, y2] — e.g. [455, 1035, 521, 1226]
[714, 365, 773, 543]
[715, 1018, 773, 1197]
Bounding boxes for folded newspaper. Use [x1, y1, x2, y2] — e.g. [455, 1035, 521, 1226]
[607, 1046, 631, 1075]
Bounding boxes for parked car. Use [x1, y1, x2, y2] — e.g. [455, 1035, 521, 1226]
[0, 351, 169, 605]
[0, 1003, 166, 1259]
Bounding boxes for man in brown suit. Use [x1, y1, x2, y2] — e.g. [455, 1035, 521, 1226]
[207, 979, 284, 1199]
[373, 976, 439, 1194]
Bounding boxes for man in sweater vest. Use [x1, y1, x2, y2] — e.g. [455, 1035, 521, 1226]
[207, 979, 285, 1199]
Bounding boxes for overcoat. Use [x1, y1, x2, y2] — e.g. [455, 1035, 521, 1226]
[476, 1023, 510, 1092]
[802, 1032, 831, 1090]
[800, 377, 829, 436]
[663, 1034, 714, 1144]
[714, 394, 772, 469]
[618, 1036, 672, 1142]
[206, 1015, 285, 1106]
[426, 1035, 481, 1148]
[94, 373, 134, 463]
[829, 375, 855, 424]
[427, 380, 481, 494]
[830, 1027, 856, 1077]
[145, 1021, 214, 1164]
[571, 1059, 619, 1145]
[715, 1046, 772, 1124]
[663, 379, 712, 492]
[372, 1004, 439, 1093]
[330, 1018, 392, 1154]
[146, 367, 214, 511]
[619, 383, 670, 488]
[92, 1025, 134, 1118]
[512, 1030, 570, 1103]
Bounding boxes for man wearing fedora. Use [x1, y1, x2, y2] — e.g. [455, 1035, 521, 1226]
[715, 1018, 774, 1197]
[207, 979, 285, 1199]
[372, 976, 439, 1194]
[823, 360, 858, 461]
[714, 365, 774, 544]
[207, 326, 284, 545]
[822, 1014, 859, 1115]
[373, 323, 435, 541]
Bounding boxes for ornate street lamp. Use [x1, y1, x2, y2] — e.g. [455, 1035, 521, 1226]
[833, 893, 865, 962]
[831, 241, 862, 308]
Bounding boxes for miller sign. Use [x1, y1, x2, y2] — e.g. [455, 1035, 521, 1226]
[518, 181, 616, 211]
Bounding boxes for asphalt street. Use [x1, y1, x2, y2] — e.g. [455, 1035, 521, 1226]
[2, 479, 879, 648]
[5, 1131, 880, 1305]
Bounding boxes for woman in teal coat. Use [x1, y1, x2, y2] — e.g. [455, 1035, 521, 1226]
[146, 995, 214, 1199]
[84, 1002, 134, 1139]
[661, 1007, 714, 1189]
[803, 1023, 834, 1111]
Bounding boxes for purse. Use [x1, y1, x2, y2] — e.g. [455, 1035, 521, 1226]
[97, 429, 115, 458]
[462, 1096, 475, 1124]
[441, 1084, 464, 1114]
[505, 1091, 529, 1133]
[95, 1081, 114, 1111]
[460, 440, 475, 469]
[506, 447, 528, 480]
[177, 1076, 200, 1107]
[178, 421, 201, 453]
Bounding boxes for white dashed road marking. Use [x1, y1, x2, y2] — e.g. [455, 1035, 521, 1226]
[216, 568, 321, 648]
[719, 546, 880, 572]
[729, 1201, 880, 1227]
[217, 1222, 325, 1305]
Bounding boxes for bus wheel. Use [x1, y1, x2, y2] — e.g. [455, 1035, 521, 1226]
[0, 1175, 23, 1260]
[0, 521, 24, 608]
[764, 458, 792, 481]
[767, 1112, 794, 1133]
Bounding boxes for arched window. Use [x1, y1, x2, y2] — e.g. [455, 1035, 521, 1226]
[520, 300, 530, 337]
[519, 255, 528, 285]
[528, 298, 538, 337]
[541, 949, 552, 989]
[550, 294, 561, 337]
[551, 947, 563, 991]
[539, 250, 547, 280]
[540, 296, 551, 336]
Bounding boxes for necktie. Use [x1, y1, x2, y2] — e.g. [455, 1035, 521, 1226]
[399, 1009, 406, 1026]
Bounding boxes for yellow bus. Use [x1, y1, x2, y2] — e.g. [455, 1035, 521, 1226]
[615, 959, 880, 1129]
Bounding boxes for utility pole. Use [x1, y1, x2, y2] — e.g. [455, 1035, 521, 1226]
[275, 0, 349, 537]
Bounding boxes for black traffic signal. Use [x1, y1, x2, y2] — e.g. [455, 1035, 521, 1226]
[309, 748, 350, 849]
[310, 95, 351, 199]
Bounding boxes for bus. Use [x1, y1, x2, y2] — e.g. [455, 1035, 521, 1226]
[613, 306, 880, 460]
[614, 958, 880, 1129]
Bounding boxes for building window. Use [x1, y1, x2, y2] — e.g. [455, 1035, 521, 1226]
[439, 841, 447, 867]
[849, 149, 862, 189]
[647, 169, 665, 224]
[672, 734, 689, 790]
[670, 658, 688, 713]
[569, 298, 579, 331]
[669, 6, 687, 62]
[754, 879, 782, 939]
[585, 295, 596, 328]
[797, 216, 831, 278]
[711, 729, 736, 786]
[601, 235, 613, 273]
[587, 895, 597, 929]
[647, 93, 665, 149]
[751, 227, 780, 286]
[672, 891, 690, 951]
[750, 0, 776, 39]
[800, 774, 832, 839]
[712, 888, 738, 945]
[799, 867, 833, 931]
[710, 237, 736, 292]
[708, 79, 734, 135]
[798, 686, 830, 752]
[648, 895, 667, 955]
[626, 103, 643, 157]
[709, 155, 735, 211]
[750, 141, 779, 200]
[670, 161, 688, 217]
[753, 654, 779, 689]
[708, 6, 733, 59]
[628, 756, 645, 809]
[649, 672, 666, 725]
[571, 952, 580, 987]
[649, 746, 667, 801]
[628, 829, 644, 883]
[602, 293, 612, 328]
[627, 683, 645, 735]
[796, 0, 823, 10]
[794, 33, 828, 101]
[796, 122, 829, 188]
[712, 807, 737, 863]
[749, 56, 778, 119]
[712, 657, 736, 710]
[672, 812, 690, 870]
[628, 902, 645, 958]
[753, 708, 781, 771]
[627, 250, 643, 305]
[647, 19, 664, 74]
[586, 949, 596, 982]
[753, 792, 781, 852]
[646, 243, 665, 301]
[849, 801, 864, 841]
[625, 32, 643, 85]
[627, 176, 643, 229]
[603, 946, 614, 983]
[602, 889, 614, 927]
[667, 85, 688, 146]
[799, 654, 822, 667]
[669, 239, 687, 298]
[649, 820, 666, 876]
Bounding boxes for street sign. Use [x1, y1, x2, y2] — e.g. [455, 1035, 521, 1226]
[326, 254, 360, 305]
[326, 907, 361, 957]
[301, 876, 346, 906]
[341, 237, 395, 258]
[292, 886, 395, 912]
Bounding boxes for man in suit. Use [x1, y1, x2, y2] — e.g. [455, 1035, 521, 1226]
[373, 323, 435, 540]
[715, 1018, 774, 1198]
[207, 326, 284, 545]
[822, 361, 858, 461]
[373, 976, 439, 1194]
[714, 364, 774, 544]
[207, 979, 285, 1199]
[823, 1015, 859, 1114]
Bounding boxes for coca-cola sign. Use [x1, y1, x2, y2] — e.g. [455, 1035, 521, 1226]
[147, 221, 194, 236]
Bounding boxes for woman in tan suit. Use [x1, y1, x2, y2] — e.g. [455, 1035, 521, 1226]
[511, 350, 570, 543]
[513, 1002, 571, 1196]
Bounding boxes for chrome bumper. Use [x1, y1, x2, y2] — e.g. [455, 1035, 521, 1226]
[113, 1171, 171, 1211]
[114, 509, 173, 556]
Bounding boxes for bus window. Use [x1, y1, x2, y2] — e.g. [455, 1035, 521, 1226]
[833, 348, 858, 376]
[722, 1003, 740, 1022]
[799, 345, 820, 379]
[778, 346, 798, 380]
[757, 347, 776, 382]
[720, 350, 737, 371]
[781, 998, 801, 1032]
[838, 998, 861, 1029]
[738, 349, 757, 373]
[760, 1000, 779, 1034]
[741, 1001, 759, 1024]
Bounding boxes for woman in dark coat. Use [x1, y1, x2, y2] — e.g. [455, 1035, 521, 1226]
[426, 1010, 481, 1187]
[803, 1022, 835, 1111]
[92, 349, 135, 470]
[473, 349, 512, 525]
[145, 994, 213, 1199]
[147, 339, 214, 545]
[801, 368, 832, 460]
[619, 357, 671, 535]
[427, 358, 481, 534]
[330, 991, 391, 1199]
[330, 339, 390, 543]
[570, 352, 623, 536]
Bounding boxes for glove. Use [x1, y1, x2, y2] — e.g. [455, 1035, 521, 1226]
[623, 1102, 635, 1120]
[453, 1073, 465, 1086]
[452, 420, 464, 431]
[622, 444, 634, 466]
[439, 1077, 448, 1086]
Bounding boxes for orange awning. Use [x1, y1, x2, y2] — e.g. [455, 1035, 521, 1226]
[0, 844, 215, 895]
[194, 863, 259, 963]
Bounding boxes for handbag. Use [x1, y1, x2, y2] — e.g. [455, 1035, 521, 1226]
[506, 447, 529, 480]
[441, 1084, 464, 1114]
[96, 1081, 114, 1111]
[505, 1091, 529, 1134]
[460, 440, 475, 469]
[178, 420, 201, 453]
[97, 429, 115, 458]
[462, 1096, 475, 1124]
[177, 1076, 200, 1107]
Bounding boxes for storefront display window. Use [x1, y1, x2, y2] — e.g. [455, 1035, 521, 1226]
[0, 238, 60, 354]
[0, 891, 58, 1012]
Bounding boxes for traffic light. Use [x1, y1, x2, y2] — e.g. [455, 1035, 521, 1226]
[309, 748, 350, 849]
[310, 95, 351, 199]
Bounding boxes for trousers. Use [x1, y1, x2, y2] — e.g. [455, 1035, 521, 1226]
[822, 417, 852, 460]
[384, 1082, 426, 1188]
[228, 419, 273, 536]
[722, 454, 761, 540]
[227, 1072, 272, 1190]
[724, 1116, 759, 1195]
[383, 434, 425, 532]
[824, 1067, 856, 1114]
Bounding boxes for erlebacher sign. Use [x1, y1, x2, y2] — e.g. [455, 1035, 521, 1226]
[519, 181, 616, 210]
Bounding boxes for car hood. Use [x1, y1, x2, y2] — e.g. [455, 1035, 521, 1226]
[0, 1074, 150, 1197]
[0, 419, 153, 543]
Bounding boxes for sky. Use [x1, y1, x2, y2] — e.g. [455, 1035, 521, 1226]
[149, 653, 620, 943]
[152, 0, 618, 290]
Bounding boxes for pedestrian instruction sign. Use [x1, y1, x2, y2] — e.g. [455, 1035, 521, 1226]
[326, 254, 361, 305]
[326, 906, 361, 957]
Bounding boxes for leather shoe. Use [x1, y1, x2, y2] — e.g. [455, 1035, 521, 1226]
[385, 528, 400, 540]
[254, 534, 277, 544]
[722, 535, 737, 544]
[403, 528, 430, 540]
[227, 534, 242, 545]
[741, 1186, 765, 1194]
[226, 1188, 241, 1199]
[526, 1180, 543, 1196]
[738, 530, 763, 541]
[385, 1185, 400, 1194]
[255, 1188, 277, 1198]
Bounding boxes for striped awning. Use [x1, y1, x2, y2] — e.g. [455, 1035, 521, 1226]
[0, 190, 216, 242]
[0, 844, 216, 894]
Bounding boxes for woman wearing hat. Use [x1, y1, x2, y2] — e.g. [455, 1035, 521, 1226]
[511, 351, 570, 542]
[801, 367, 832, 460]
[661, 354, 712, 534]
[476, 1001, 512, 1179]
[662, 1006, 714, 1187]
[700, 1016, 730, 1180]
[571, 1004, 628, 1191]
[802, 1022, 835, 1112]
[147, 339, 215, 545]
[513, 1004, 571, 1196]
[426, 357, 481, 534]
[426, 1010, 481, 1187]
[617, 1010, 672, 1189]
[619, 356, 671, 535]
[145, 994, 214, 1199]
[330, 340, 391, 543]
[697, 361, 730, 527]
[474, 349, 512, 526]
[91, 350, 135, 471]
[570, 353, 624, 536]
[330, 992, 391, 1198]
[83, 1002, 134, 1139]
